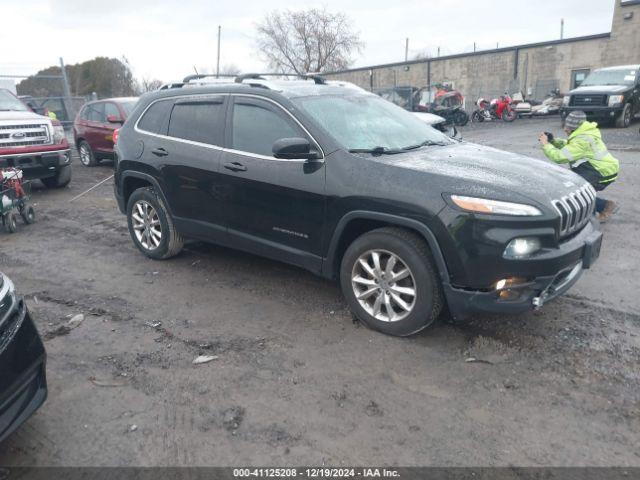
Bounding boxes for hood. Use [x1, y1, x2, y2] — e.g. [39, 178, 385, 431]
[412, 112, 445, 126]
[569, 121, 601, 140]
[375, 142, 587, 207]
[0, 110, 50, 122]
[569, 85, 629, 95]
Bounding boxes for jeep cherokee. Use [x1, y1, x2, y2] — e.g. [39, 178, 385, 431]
[113, 74, 603, 336]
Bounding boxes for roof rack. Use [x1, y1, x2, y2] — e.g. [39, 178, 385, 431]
[181, 72, 327, 85]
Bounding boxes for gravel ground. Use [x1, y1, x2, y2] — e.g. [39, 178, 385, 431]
[0, 117, 639, 466]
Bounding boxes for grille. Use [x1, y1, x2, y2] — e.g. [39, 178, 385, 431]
[0, 123, 51, 148]
[552, 184, 597, 237]
[571, 94, 607, 107]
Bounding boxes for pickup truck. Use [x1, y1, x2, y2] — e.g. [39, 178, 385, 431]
[0, 89, 72, 188]
[561, 65, 640, 128]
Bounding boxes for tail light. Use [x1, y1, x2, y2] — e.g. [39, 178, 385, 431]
[51, 120, 65, 144]
[113, 128, 120, 145]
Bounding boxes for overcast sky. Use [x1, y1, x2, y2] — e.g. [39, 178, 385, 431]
[1, 0, 616, 84]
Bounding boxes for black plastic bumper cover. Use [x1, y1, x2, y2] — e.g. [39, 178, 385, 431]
[0, 301, 47, 444]
[444, 226, 603, 320]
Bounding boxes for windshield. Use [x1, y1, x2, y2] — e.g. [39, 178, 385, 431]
[120, 100, 138, 117]
[580, 68, 637, 87]
[292, 93, 451, 152]
[0, 90, 29, 112]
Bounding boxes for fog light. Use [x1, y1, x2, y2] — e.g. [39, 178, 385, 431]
[495, 277, 528, 290]
[496, 279, 507, 290]
[504, 237, 541, 259]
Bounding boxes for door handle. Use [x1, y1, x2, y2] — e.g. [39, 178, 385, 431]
[151, 147, 168, 157]
[223, 161, 247, 172]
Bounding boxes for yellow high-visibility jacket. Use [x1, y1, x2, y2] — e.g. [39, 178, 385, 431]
[543, 121, 619, 185]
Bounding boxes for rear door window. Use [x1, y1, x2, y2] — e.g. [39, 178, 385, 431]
[137, 99, 173, 135]
[86, 103, 105, 122]
[167, 97, 225, 146]
[231, 98, 302, 157]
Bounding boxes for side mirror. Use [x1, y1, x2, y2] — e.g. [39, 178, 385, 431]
[273, 137, 319, 160]
[107, 114, 124, 124]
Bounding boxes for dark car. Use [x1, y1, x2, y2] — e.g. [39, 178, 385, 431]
[561, 65, 640, 128]
[113, 74, 602, 337]
[73, 97, 138, 166]
[0, 272, 47, 443]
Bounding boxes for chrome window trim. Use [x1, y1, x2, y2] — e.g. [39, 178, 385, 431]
[133, 92, 325, 163]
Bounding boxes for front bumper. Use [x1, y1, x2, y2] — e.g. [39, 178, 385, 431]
[0, 300, 47, 444]
[443, 223, 603, 320]
[0, 149, 71, 180]
[561, 106, 624, 121]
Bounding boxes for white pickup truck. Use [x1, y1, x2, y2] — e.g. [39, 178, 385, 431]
[0, 88, 71, 188]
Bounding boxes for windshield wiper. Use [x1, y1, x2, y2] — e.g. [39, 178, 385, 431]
[348, 146, 403, 155]
[401, 139, 449, 150]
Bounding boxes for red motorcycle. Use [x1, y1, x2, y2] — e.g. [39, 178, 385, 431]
[471, 94, 518, 122]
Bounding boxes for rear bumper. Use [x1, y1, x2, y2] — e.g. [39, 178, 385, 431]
[444, 223, 603, 320]
[0, 149, 71, 180]
[0, 300, 47, 444]
[560, 106, 623, 120]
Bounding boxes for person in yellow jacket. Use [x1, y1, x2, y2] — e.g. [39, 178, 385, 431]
[539, 110, 619, 221]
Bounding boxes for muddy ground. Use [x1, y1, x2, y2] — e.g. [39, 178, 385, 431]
[0, 117, 639, 466]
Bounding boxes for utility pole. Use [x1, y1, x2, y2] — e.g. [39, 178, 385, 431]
[473, 42, 477, 52]
[59, 57, 74, 120]
[437, 46, 440, 57]
[216, 25, 221, 78]
[560, 18, 565, 39]
[405, 38, 409, 62]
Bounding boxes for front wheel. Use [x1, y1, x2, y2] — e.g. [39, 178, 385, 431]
[20, 204, 35, 224]
[615, 103, 632, 128]
[340, 227, 443, 337]
[78, 141, 97, 167]
[502, 108, 518, 122]
[126, 187, 184, 260]
[471, 111, 484, 123]
[4, 213, 18, 233]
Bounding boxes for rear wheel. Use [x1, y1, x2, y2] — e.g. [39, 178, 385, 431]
[340, 227, 443, 337]
[454, 110, 469, 126]
[127, 187, 184, 260]
[78, 141, 97, 166]
[41, 165, 72, 188]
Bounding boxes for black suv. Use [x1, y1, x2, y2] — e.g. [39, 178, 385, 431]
[114, 74, 603, 336]
[561, 65, 640, 128]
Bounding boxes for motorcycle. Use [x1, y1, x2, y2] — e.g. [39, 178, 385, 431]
[471, 94, 518, 123]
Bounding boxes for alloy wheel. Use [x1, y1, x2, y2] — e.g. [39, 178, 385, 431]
[131, 200, 162, 250]
[351, 249, 417, 322]
[79, 144, 91, 166]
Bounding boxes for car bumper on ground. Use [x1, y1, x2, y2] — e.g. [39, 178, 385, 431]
[444, 221, 603, 320]
[0, 149, 71, 180]
[0, 299, 47, 444]
[561, 106, 624, 122]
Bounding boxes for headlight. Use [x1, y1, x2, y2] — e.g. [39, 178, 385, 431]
[51, 121, 65, 144]
[450, 195, 542, 216]
[562, 96, 570, 106]
[503, 237, 541, 259]
[0, 273, 17, 322]
[608, 95, 624, 106]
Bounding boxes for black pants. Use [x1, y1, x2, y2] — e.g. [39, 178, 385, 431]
[572, 162, 615, 213]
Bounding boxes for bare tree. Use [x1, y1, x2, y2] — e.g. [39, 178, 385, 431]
[256, 8, 363, 74]
[137, 78, 164, 93]
[219, 63, 241, 76]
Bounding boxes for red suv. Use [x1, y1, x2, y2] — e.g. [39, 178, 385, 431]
[73, 97, 138, 166]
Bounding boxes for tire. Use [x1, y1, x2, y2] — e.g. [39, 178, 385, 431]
[471, 111, 484, 123]
[126, 187, 184, 260]
[41, 165, 72, 188]
[502, 108, 518, 122]
[78, 141, 97, 166]
[20, 204, 35, 224]
[5, 213, 18, 233]
[454, 110, 469, 127]
[615, 103, 632, 128]
[340, 227, 443, 337]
